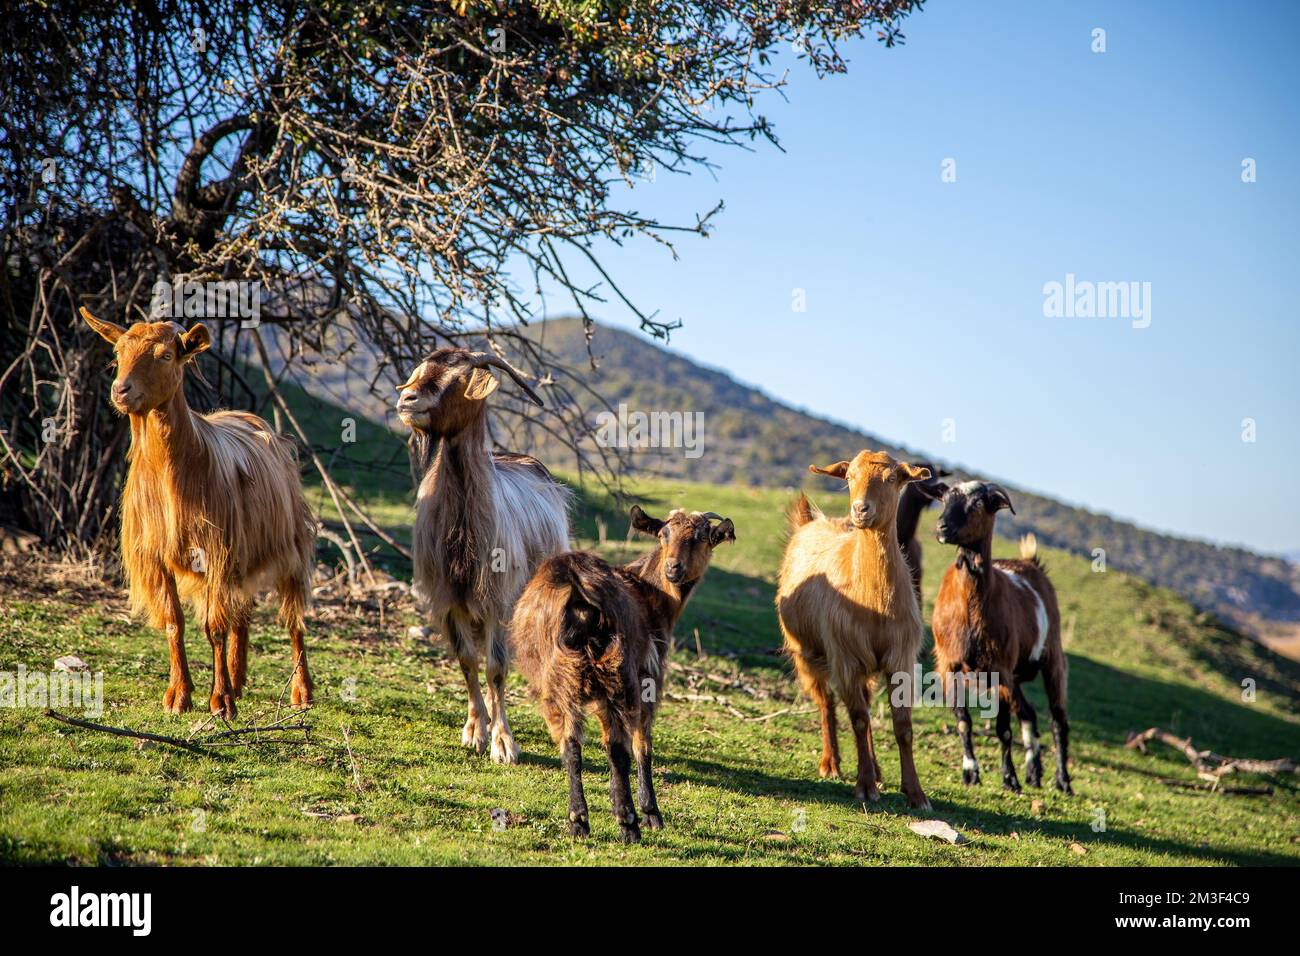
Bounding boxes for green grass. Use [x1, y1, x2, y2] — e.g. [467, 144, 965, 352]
[2, 466, 1298, 866]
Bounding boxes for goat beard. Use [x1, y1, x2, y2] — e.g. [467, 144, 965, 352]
[407, 430, 435, 484]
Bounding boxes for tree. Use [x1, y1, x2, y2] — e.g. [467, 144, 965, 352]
[0, 0, 924, 566]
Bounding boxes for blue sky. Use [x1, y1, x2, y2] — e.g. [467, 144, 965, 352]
[531, 0, 1299, 555]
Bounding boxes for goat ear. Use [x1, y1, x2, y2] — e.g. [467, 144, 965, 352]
[179, 323, 211, 359]
[709, 518, 736, 546]
[917, 480, 949, 503]
[463, 367, 500, 401]
[809, 461, 850, 480]
[629, 505, 664, 537]
[896, 462, 931, 484]
[987, 485, 1016, 515]
[80, 306, 125, 345]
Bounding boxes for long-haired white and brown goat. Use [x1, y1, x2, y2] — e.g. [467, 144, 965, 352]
[931, 481, 1073, 793]
[396, 347, 570, 764]
[777, 450, 933, 809]
[512, 507, 735, 842]
[81, 307, 316, 719]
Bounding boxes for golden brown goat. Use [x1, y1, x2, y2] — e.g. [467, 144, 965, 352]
[512, 507, 735, 842]
[776, 450, 932, 809]
[81, 307, 316, 719]
[931, 481, 1073, 794]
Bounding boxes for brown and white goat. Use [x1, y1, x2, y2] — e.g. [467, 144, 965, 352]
[931, 481, 1073, 793]
[776, 450, 932, 809]
[895, 461, 951, 606]
[81, 307, 316, 719]
[511, 507, 735, 842]
[396, 348, 570, 765]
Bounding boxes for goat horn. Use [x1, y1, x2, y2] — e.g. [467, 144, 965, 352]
[695, 512, 725, 522]
[469, 352, 545, 407]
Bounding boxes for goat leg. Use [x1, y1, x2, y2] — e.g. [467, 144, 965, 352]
[447, 613, 489, 752]
[1042, 664, 1073, 794]
[562, 731, 590, 838]
[485, 624, 520, 765]
[792, 654, 841, 779]
[227, 617, 249, 700]
[606, 735, 641, 844]
[996, 695, 1020, 793]
[633, 722, 663, 830]
[161, 576, 193, 714]
[845, 689, 881, 804]
[890, 697, 931, 810]
[205, 621, 237, 721]
[1012, 685, 1043, 788]
[954, 701, 981, 786]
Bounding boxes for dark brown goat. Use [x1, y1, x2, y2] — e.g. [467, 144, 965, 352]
[931, 481, 1073, 794]
[894, 462, 951, 605]
[511, 507, 735, 842]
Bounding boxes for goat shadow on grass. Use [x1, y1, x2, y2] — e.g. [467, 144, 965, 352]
[1024, 654, 1300, 759]
[664, 748, 1297, 866]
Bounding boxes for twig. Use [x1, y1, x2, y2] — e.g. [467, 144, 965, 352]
[342, 726, 364, 794]
[744, 706, 815, 722]
[45, 710, 213, 755]
[1126, 727, 1298, 789]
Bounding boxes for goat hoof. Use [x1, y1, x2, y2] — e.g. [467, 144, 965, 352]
[163, 684, 193, 714]
[569, 817, 590, 838]
[210, 692, 237, 721]
[854, 785, 882, 804]
[490, 729, 520, 765]
[643, 811, 663, 831]
[619, 824, 642, 845]
[905, 790, 931, 810]
[819, 759, 841, 780]
[962, 770, 980, 786]
[462, 718, 489, 753]
[1003, 778, 1022, 794]
[1055, 777, 1074, 795]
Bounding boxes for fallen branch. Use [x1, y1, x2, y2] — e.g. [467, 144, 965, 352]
[45, 709, 311, 754]
[1126, 727, 1298, 791]
[45, 710, 213, 755]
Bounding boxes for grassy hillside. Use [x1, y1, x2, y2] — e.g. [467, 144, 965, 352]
[2, 467, 1297, 865]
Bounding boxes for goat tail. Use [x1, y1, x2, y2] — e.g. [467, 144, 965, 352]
[787, 492, 819, 530]
[1019, 532, 1038, 561]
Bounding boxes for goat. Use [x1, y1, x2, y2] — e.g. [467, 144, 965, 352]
[776, 450, 932, 809]
[396, 347, 570, 765]
[931, 480, 1073, 793]
[895, 462, 952, 606]
[511, 507, 735, 842]
[80, 307, 316, 719]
